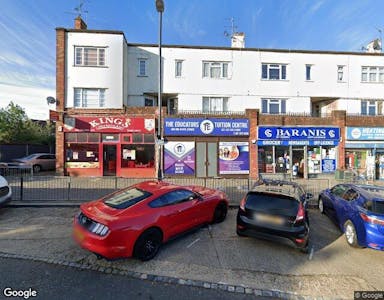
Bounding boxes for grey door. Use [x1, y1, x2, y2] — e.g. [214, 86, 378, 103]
[196, 142, 217, 178]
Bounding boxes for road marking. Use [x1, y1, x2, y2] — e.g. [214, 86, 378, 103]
[309, 246, 314, 260]
[187, 238, 200, 248]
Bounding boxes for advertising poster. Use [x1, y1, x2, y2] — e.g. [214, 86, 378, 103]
[219, 142, 249, 174]
[321, 159, 336, 173]
[164, 142, 195, 175]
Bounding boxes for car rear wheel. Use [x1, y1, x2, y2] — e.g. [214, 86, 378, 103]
[212, 202, 227, 223]
[344, 220, 360, 248]
[318, 197, 324, 214]
[133, 228, 162, 261]
[33, 164, 41, 173]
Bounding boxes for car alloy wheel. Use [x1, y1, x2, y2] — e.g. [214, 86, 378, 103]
[318, 198, 324, 214]
[134, 228, 162, 261]
[212, 202, 227, 223]
[33, 165, 41, 173]
[344, 220, 359, 248]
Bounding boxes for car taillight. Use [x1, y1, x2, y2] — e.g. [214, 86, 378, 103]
[89, 222, 110, 236]
[239, 197, 246, 211]
[295, 203, 305, 222]
[360, 213, 384, 226]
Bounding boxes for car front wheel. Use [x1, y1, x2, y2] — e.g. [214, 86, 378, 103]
[133, 228, 162, 261]
[33, 164, 41, 173]
[344, 220, 360, 248]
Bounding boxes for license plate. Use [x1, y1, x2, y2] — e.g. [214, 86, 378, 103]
[254, 213, 284, 225]
[73, 227, 85, 242]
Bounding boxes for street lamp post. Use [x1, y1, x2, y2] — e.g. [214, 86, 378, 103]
[156, 0, 164, 181]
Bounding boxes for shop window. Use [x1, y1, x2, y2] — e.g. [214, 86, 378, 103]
[122, 135, 132, 143]
[65, 144, 99, 168]
[121, 145, 155, 168]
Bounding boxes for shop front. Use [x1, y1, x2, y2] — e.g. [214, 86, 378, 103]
[257, 126, 340, 178]
[63, 116, 156, 177]
[346, 127, 384, 180]
[164, 118, 250, 177]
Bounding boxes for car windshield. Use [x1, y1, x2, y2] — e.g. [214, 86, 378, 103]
[104, 187, 152, 209]
[373, 201, 384, 214]
[245, 192, 299, 215]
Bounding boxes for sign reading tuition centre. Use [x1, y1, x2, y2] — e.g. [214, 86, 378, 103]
[257, 126, 340, 146]
[164, 118, 249, 136]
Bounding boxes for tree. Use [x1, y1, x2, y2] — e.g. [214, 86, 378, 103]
[0, 102, 55, 145]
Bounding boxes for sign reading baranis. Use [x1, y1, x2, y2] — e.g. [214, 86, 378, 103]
[164, 118, 249, 136]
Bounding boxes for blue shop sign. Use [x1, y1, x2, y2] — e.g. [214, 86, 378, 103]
[164, 118, 249, 136]
[257, 126, 340, 146]
[346, 127, 384, 140]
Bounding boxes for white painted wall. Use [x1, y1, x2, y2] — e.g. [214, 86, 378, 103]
[66, 32, 125, 108]
[127, 45, 384, 113]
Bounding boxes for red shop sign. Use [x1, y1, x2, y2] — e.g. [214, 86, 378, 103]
[63, 116, 155, 133]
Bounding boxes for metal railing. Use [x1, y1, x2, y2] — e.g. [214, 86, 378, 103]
[4, 174, 337, 207]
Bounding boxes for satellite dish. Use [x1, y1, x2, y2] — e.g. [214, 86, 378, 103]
[46, 96, 56, 104]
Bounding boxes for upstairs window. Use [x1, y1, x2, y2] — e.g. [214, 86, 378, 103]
[74, 88, 106, 108]
[202, 97, 229, 112]
[262, 63, 287, 80]
[361, 66, 384, 83]
[202, 61, 229, 79]
[175, 60, 183, 77]
[361, 100, 377, 115]
[138, 59, 147, 76]
[337, 65, 345, 81]
[75, 47, 105, 66]
[305, 64, 312, 81]
[261, 99, 286, 114]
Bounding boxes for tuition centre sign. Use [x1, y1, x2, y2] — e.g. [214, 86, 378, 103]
[164, 142, 195, 175]
[257, 126, 340, 146]
[164, 118, 249, 136]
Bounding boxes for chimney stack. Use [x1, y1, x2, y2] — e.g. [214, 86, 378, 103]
[74, 16, 87, 30]
[231, 32, 245, 48]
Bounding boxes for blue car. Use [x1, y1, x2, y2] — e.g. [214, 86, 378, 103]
[318, 184, 384, 251]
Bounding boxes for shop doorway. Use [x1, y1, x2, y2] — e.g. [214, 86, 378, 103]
[196, 142, 217, 177]
[292, 147, 305, 177]
[103, 145, 117, 176]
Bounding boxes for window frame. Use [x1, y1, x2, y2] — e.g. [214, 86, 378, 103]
[202, 97, 229, 113]
[361, 100, 377, 116]
[361, 66, 384, 83]
[138, 58, 148, 77]
[175, 59, 183, 77]
[261, 98, 287, 114]
[305, 64, 312, 81]
[261, 63, 287, 80]
[74, 46, 106, 67]
[202, 61, 230, 79]
[74, 88, 106, 108]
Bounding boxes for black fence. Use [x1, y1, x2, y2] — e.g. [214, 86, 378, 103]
[4, 174, 338, 207]
[0, 144, 54, 163]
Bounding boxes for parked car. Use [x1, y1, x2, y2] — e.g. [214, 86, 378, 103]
[73, 180, 229, 261]
[0, 175, 12, 207]
[236, 179, 312, 253]
[11, 153, 56, 173]
[318, 184, 384, 251]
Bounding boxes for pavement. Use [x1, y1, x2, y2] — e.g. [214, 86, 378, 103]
[0, 205, 383, 300]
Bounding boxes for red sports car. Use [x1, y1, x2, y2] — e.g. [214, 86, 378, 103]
[73, 180, 229, 261]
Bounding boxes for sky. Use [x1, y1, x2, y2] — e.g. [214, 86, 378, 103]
[1, 0, 384, 120]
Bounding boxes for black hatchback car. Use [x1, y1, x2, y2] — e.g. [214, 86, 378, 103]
[236, 179, 313, 253]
